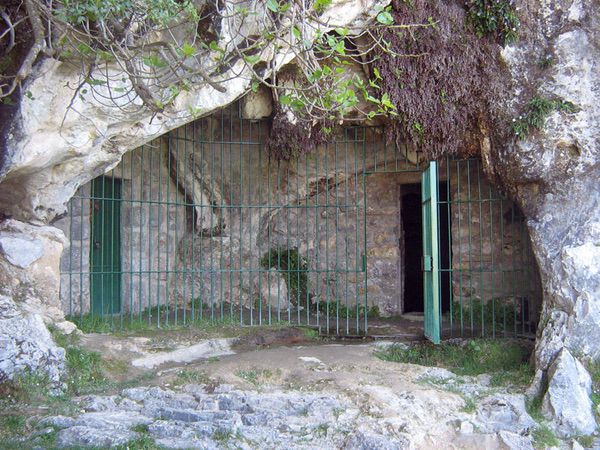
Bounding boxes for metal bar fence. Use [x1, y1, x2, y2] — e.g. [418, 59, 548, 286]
[58, 103, 541, 337]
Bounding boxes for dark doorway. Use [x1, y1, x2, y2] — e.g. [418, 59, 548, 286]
[400, 182, 450, 313]
[401, 184, 423, 312]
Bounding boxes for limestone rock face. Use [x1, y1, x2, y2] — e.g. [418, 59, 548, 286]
[0, 219, 67, 322]
[492, 0, 600, 383]
[542, 348, 596, 437]
[0, 294, 65, 384]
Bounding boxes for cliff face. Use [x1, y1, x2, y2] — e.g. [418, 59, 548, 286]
[0, 0, 598, 435]
[487, 0, 600, 434]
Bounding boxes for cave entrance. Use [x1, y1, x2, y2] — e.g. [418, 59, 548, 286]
[399, 181, 450, 315]
[56, 102, 541, 338]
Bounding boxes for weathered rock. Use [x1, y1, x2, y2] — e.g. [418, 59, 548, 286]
[497, 430, 534, 450]
[241, 85, 273, 120]
[0, 220, 66, 323]
[56, 426, 137, 448]
[542, 348, 596, 437]
[0, 233, 44, 268]
[0, 294, 65, 384]
[72, 411, 152, 431]
[476, 395, 536, 435]
[343, 429, 409, 450]
[131, 338, 236, 369]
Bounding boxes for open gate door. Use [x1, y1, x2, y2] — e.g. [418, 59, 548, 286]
[422, 162, 441, 343]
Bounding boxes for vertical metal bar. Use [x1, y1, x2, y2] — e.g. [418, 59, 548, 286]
[476, 160, 484, 336]
[79, 188, 83, 322]
[456, 160, 463, 336]
[324, 141, 330, 333]
[139, 146, 144, 323]
[488, 180, 496, 337]
[499, 195, 506, 336]
[466, 160, 473, 335]
[68, 194, 73, 318]
[446, 156, 453, 337]
[334, 139, 340, 334]
[362, 134, 368, 335]
[157, 141, 163, 328]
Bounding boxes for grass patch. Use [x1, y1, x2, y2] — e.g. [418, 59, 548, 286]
[301, 327, 320, 340]
[212, 428, 233, 443]
[376, 339, 533, 379]
[575, 435, 595, 448]
[461, 396, 477, 414]
[235, 368, 275, 386]
[174, 369, 212, 386]
[115, 434, 164, 450]
[489, 364, 534, 388]
[525, 389, 561, 449]
[531, 423, 559, 448]
[0, 414, 27, 437]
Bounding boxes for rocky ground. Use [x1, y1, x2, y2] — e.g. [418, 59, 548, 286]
[3, 328, 593, 450]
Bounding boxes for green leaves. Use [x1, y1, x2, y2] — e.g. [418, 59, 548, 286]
[376, 11, 394, 25]
[143, 54, 167, 68]
[266, 0, 291, 13]
[180, 43, 197, 58]
[313, 0, 333, 13]
[243, 54, 261, 65]
[465, 0, 520, 45]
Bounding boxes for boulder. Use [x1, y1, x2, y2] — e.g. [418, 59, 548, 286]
[542, 348, 596, 437]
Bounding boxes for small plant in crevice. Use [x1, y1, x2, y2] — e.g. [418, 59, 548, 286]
[537, 54, 554, 69]
[511, 97, 579, 139]
[465, 0, 520, 45]
[260, 247, 309, 305]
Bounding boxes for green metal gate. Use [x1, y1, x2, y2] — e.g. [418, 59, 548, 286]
[422, 162, 441, 343]
[90, 176, 122, 315]
[59, 103, 540, 337]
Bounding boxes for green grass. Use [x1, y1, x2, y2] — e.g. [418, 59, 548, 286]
[115, 434, 165, 450]
[574, 435, 595, 448]
[212, 428, 233, 443]
[301, 327, 320, 340]
[174, 369, 212, 386]
[525, 389, 561, 448]
[489, 364, 534, 387]
[531, 423, 559, 448]
[376, 339, 533, 380]
[235, 368, 275, 386]
[460, 396, 477, 413]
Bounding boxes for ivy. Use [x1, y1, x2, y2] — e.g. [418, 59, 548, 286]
[260, 248, 309, 304]
[465, 0, 520, 45]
